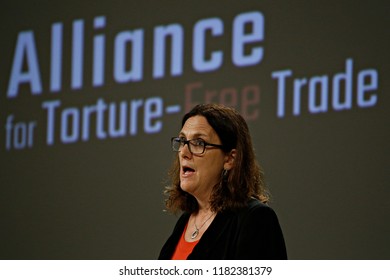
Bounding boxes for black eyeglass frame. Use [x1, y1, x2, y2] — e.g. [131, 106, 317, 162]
[171, 137, 224, 155]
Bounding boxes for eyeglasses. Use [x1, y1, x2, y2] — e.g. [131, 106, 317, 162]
[171, 137, 224, 155]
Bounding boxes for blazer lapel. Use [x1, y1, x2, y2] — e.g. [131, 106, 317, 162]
[188, 211, 233, 259]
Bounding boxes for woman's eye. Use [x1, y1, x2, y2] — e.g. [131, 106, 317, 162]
[194, 139, 204, 146]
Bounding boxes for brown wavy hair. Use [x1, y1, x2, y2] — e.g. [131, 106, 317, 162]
[164, 104, 269, 214]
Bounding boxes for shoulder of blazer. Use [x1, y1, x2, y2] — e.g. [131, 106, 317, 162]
[158, 212, 190, 259]
[232, 198, 272, 221]
[237, 198, 282, 229]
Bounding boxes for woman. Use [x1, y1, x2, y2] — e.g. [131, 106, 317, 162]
[159, 104, 287, 260]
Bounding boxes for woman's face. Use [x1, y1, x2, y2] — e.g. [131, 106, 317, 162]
[178, 115, 230, 203]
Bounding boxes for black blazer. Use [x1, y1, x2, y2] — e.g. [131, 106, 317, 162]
[158, 199, 287, 260]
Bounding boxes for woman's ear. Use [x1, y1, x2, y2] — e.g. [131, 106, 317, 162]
[224, 149, 236, 171]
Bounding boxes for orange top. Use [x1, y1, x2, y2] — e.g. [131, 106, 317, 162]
[171, 223, 199, 260]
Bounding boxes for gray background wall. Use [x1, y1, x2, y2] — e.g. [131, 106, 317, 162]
[1, 0, 389, 259]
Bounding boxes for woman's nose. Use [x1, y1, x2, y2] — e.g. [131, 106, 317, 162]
[180, 142, 192, 158]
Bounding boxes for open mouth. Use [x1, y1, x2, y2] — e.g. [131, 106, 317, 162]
[182, 166, 195, 174]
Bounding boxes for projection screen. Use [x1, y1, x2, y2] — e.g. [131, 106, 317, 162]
[1, 0, 389, 259]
